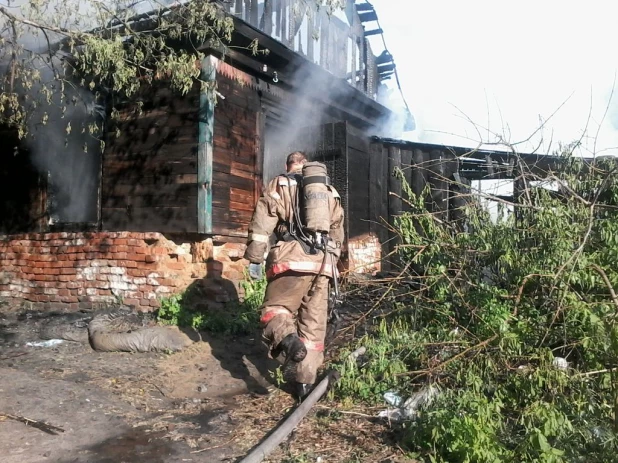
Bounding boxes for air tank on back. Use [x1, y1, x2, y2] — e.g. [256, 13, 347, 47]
[301, 161, 331, 234]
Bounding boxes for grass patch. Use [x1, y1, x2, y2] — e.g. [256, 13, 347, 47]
[156, 270, 266, 336]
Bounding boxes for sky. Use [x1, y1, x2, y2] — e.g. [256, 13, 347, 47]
[366, 0, 617, 157]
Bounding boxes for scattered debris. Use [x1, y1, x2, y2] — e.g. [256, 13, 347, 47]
[25, 339, 64, 348]
[0, 413, 65, 435]
[552, 357, 569, 370]
[197, 384, 208, 393]
[379, 386, 440, 421]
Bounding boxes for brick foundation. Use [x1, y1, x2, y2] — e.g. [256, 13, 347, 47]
[346, 233, 382, 275]
[0, 232, 248, 311]
[0, 231, 383, 311]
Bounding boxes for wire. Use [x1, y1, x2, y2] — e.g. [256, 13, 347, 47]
[361, 0, 412, 114]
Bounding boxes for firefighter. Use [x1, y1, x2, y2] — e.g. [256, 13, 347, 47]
[244, 151, 344, 399]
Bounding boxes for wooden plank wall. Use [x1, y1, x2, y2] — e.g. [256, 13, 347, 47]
[368, 141, 388, 245]
[368, 142, 463, 268]
[346, 126, 371, 239]
[101, 84, 200, 233]
[211, 74, 261, 238]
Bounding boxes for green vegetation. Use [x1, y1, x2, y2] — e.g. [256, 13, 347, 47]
[157, 270, 266, 336]
[1, 0, 346, 141]
[335, 156, 618, 462]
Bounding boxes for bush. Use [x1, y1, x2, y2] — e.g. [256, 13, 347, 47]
[157, 270, 266, 336]
[335, 156, 618, 462]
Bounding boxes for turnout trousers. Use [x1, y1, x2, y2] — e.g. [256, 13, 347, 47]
[260, 272, 329, 384]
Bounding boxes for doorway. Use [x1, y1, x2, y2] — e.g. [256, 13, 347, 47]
[0, 125, 47, 234]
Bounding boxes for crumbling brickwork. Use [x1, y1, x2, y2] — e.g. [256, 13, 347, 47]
[0, 232, 248, 311]
[346, 233, 382, 275]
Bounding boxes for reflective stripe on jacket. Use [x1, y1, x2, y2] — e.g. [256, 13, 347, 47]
[244, 172, 345, 280]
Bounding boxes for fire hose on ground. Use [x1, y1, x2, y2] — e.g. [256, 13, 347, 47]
[237, 346, 366, 463]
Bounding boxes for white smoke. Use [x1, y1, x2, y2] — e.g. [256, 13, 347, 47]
[0, 0, 112, 223]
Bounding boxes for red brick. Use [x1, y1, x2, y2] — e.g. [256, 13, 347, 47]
[145, 255, 159, 263]
[114, 239, 128, 245]
[128, 254, 146, 262]
[127, 269, 149, 277]
[61, 268, 77, 275]
[123, 298, 139, 307]
[116, 260, 137, 268]
[166, 262, 183, 270]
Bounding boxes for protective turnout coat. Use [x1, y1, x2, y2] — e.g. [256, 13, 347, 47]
[244, 172, 345, 279]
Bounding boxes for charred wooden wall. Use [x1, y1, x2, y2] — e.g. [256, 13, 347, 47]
[101, 85, 200, 233]
[367, 140, 464, 270]
[346, 125, 373, 239]
[212, 74, 261, 237]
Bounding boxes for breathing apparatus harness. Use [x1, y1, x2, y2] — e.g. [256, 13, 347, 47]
[282, 162, 342, 327]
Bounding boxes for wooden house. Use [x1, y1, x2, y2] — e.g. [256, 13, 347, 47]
[0, 0, 404, 310]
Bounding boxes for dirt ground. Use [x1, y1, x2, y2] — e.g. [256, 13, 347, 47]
[0, 293, 405, 463]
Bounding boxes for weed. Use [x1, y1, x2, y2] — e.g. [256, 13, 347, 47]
[157, 270, 266, 335]
[332, 156, 618, 462]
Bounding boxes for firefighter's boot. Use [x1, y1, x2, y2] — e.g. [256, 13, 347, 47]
[276, 333, 307, 363]
[295, 382, 313, 401]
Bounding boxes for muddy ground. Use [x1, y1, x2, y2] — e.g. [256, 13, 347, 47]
[0, 293, 405, 463]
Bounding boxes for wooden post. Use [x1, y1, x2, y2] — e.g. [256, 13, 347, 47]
[387, 146, 402, 269]
[400, 148, 413, 213]
[350, 34, 357, 85]
[255, 111, 265, 206]
[198, 56, 216, 234]
[281, 0, 287, 43]
[411, 148, 428, 201]
[450, 173, 471, 231]
[244, 0, 251, 23]
[441, 149, 458, 223]
[320, 11, 329, 69]
[368, 141, 389, 272]
[368, 141, 385, 238]
[250, 0, 259, 27]
[427, 149, 447, 219]
[264, 0, 273, 34]
[513, 159, 526, 225]
[306, 11, 314, 62]
[275, 0, 281, 37]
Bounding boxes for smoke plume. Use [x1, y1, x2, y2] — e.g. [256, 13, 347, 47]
[260, 6, 404, 183]
[0, 0, 108, 224]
